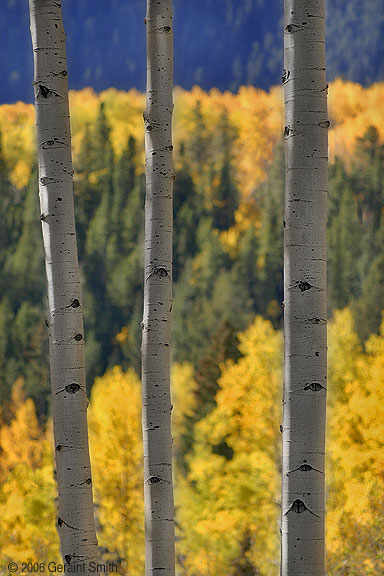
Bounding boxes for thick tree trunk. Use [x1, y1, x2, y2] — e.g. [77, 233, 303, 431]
[29, 0, 98, 567]
[281, 1, 328, 574]
[141, 1, 175, 575]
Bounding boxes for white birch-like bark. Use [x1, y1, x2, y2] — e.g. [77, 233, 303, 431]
[281, 0, 328, 574]
[142, 1, 175, 575]
[29, 0, 98, 567]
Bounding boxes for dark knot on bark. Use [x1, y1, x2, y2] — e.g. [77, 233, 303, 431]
[298, 281, 313, 292]
[65, 383, 80, 394]
[291, 499, 306, 513]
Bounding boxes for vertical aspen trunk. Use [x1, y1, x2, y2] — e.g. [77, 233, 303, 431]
[141, 1, 175, 576]
[281, 0, 328, 574]
[29, 0, 98, 567]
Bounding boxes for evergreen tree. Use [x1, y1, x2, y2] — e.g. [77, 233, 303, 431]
[0, 298, 14, 402]
[119, 172, 145, 257]
[106, 157, 145, 375]
[113, 135, 136, 246]
[74, 123, 96, 257]
[11, 302, 48, 414]
[188, 100, 210, 182]
[83, 102, 115, 384]
[347, 125, 384, 285]
[328, 158, 361, 310]
[258, 143, 284, 321]
[173, 217, 230, 365]
[193, 321, 241, 421]
[352, 125, 384, 231]
[232, 224, 261, 310]
[10, 164, 44, 304]
[94, 101, 115, 183]
[212, 112, 239, 231]
[0, 167, 47, 411]
[107, 135, 140, 290]
[0, 127, 20, 277]
[173, 143, 200, 281]
[353, 247, 384, 342]
[174, 321, 242, 475]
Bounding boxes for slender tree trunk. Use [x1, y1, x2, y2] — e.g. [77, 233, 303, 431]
[281, 1, 328, 574]
[141, 1, 175, 575]
[29, 0, 98, 567]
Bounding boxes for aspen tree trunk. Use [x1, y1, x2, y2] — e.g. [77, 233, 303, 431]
[281, 0, 328, 574]
[141, 1, 175, 575]
[29, 0, 98, 567]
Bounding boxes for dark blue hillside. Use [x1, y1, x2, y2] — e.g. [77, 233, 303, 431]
[1, 0, 383, 103]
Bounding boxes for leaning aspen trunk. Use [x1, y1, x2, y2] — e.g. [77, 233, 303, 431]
[141, 1, 175, 575]
[29, 0, 98, 567]
[281, 1, 328, 574]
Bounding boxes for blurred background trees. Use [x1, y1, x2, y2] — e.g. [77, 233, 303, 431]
[0, 81, 383, 573]
[1, 0, 383, 102]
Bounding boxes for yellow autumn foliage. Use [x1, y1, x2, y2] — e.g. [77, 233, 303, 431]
[171, 362, 198, 461]
[1, 80, 383, 201]
[327, 308, 366, 405]
[0, 308, 383, 573]
[0, 101, 35, 188]
[173, 84, 283, 200]
[328, 80, 384, 164]
[88, 366, 144, 574]
[0, 378, 44, 482]
[327, 309, 384, 575]
[69, 88, 145, 164]
[176, 317, 282, 576]
[174, 309, 384, 575]
[0, 382, 59, 565]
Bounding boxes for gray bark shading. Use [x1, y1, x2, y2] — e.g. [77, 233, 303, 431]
[141, 1, 175, 576]
[29, 0, 98, 567]
[281, 0, 328, 574]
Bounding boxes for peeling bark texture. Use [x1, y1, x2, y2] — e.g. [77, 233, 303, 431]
[142, 1, 175, 576]
[29, 0, 98, 567]
[281, 1, 328, 575]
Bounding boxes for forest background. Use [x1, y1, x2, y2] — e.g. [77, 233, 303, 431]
[0, 1, 383, 575]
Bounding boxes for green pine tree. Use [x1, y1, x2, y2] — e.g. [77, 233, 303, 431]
[328, 158, 361, 310]
[212, 112, 239, 231]
[83, 102, 115, 385]
[257, 143, 284, 322]
[74, 122, 96, 257]
[173, 143, 201, 281]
